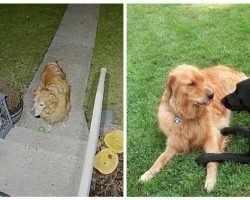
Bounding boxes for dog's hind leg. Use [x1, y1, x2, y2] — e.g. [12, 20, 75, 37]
[139, 146, 177, 182]
[221, 127, 250, 137]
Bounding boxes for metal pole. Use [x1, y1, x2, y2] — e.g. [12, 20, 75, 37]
[78, 68, 107, 196]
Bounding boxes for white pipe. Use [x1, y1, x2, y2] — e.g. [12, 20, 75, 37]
[78, 68, 107, 196]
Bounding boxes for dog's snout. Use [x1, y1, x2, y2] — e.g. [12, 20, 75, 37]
[221, 98, 225, 106]
[206, 91, 214, 100]
[221, 97, 228, 107]
[31, 109, 35, 115]
[31, 108, 40, 118]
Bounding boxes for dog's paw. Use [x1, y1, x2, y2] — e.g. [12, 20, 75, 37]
[46, 125, 52, 133]
[205, 176, 216, 192]
[220, 127, 233, 136]
[139, 170, 153, 182]
[61, 122, 66, 129]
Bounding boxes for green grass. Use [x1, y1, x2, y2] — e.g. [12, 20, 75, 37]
[127, 4, 250, 196]
[84, 4, 123, 127]
[0, 5, 67, 91]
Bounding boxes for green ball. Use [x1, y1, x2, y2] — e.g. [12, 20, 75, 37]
[38, 126, 45, 133]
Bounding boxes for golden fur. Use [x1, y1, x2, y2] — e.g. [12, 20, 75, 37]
[140, 64, 246, 192]
[32, 61, 71, 125]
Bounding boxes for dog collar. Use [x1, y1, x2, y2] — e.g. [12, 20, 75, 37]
[167, 106, 181, 124]
[174, 116, 181, 124]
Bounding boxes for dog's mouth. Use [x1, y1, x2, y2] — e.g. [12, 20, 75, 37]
[193, 99, 213, 106]
[31, 108, 41, 118]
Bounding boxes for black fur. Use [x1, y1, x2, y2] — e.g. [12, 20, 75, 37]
[221, 126, 250, 138]
[196, 78, 250, 166]
[221, 78, 250, 112]
[195, 153, 250, 167]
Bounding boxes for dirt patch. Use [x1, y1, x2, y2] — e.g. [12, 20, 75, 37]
[0, 80, 22, 114]
[90, 153, 123, 197]
[90, 131, 123, 197]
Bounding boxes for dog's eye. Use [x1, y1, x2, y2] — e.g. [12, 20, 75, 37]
[188, 81, 196, 87]
[40, 103, 44, 107]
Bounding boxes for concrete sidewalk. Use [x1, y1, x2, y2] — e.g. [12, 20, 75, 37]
[0, 5, 99, 196]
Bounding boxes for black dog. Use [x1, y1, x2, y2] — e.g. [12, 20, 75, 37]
[196, 78, 250, 166]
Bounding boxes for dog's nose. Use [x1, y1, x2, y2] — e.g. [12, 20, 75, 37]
[207, 91, 214, 100]
[221, 97, 226, 106]
[35, 115, 41, 118]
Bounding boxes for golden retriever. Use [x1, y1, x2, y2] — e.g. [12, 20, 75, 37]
[140, 64, 246, 192]
[32, 61, 71, 126]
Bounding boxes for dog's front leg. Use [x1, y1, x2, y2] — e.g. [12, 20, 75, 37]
[203, 135, 221, 192]
[139, 146, 176, 182]
[46, 124, 53, 133]
[221, 127, 250, 137]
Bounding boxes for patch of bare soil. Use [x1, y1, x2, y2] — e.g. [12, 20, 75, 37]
[90, 133, 123, 197]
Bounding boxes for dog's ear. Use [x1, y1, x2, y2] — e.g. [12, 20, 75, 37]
[34, 86, 42, 95]
[48, 93, 56, 103]
[161, 74, 175, 103]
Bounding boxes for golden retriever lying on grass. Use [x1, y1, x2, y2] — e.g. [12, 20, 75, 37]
[32, 61, 71, 126]
[140, 64, 246, 192]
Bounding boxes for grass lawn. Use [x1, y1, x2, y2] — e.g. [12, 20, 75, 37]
[84, 4, 123, 127]
[0, 5, 67, 91]
[127, 4, 250, 196]
[85, 5, 123, 197]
